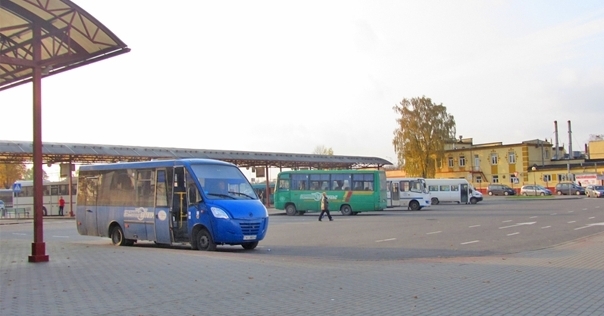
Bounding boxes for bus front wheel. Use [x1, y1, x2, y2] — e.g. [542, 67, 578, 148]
[470, 197, 478, 204]
[285, 204, 297, 216]
[197, 229, 217, 251]
[241, 242, 258, 250]
[409, 201, 420, 211]
[110, 226, 126, 246]
[431, 198, 439, 205]
[340, 205, 353, 216]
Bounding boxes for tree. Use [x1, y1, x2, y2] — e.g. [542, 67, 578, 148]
[0, 163, 27, 189]
[23, 166, 49, 181]
[392, 96, 456, 178]
[313, 145, 334, 155]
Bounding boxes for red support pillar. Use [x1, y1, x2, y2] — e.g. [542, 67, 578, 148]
[29, 23, 49, 263]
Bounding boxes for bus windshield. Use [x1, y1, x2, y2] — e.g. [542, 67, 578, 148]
[190, 164, 257, 200]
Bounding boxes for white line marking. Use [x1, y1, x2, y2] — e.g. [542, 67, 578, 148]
[52, 235, 69, 238]
[12, 233, 27, 236]
[460, 240, 479, 245]
[589, 217, 595, 220]
[426, 231, 441, 235]
[568, 221, 576, 224]
[596, 206, 601, 209]
[582, 208, 588, 211]
[469, 225, 480, 228]
[529, 216, 538, 219]
[541, 226, 551, 229]
[574, 222, 604, 230]
[507, 232, 520, 236]
[551, 213, 557, 215]
[375, 238, 397, 243]
[568, 211, 574, 213]
[499, 222, 536, 229]
[502, 220, 512, 223]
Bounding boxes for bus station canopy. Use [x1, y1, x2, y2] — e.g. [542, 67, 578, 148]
[0, 0, 130, 91]
[0, 140, 393, 169]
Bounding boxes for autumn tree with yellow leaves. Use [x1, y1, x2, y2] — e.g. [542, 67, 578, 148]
[0, 163, 27, 189]
[392, 96, 456, 178]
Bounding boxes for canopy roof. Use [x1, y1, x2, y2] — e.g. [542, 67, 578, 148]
[0, 0, 130, 90]
[0, 140, 393, 169]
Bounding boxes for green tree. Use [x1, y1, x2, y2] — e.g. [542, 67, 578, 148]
[392, 96, 456, 178]
[0, 163, 27, 189]
[22, 166, 49, 181]
[313, 146, 334, 155]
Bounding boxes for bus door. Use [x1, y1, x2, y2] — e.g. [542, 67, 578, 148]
[460, 183, 469, 203]
[80, 177, 99, 236]
[391, 181, 401, 207]
[399, 181, 411, 207]
[153, 169, 172, 244]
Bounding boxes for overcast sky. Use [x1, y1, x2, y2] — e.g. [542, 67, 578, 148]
[3, 0, 604, 166]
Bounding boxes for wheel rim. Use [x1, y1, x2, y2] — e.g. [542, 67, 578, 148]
[285, 205, 296, 216]
[341, 205, 352, 216]
[111, 228, 122, 245]
[410, 201, 419, 211]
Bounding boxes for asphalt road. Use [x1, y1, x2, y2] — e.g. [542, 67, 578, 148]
[2, 197, 603, 261]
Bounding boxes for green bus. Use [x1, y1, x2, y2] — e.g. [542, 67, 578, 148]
[274, 170, 387, 216]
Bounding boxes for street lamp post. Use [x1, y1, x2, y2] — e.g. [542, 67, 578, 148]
[532, 166, 537, 196]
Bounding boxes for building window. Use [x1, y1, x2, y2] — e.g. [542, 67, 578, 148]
[448, 157, 454, 168]
[545, 150, 550, 159]
[491, 153, 498, 165]
[476, 176, 482, 183]
[459, 155, 466, 167]
[510, 175, 519, 184]
[492, 175, 499, 183]
[508, 152, 516, 164]
[543, 174, 552, 182]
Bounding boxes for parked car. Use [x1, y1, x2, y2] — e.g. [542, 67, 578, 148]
[0, 200, 5, 218]
[487, 184, 516, 196]
[520, 185, 552, 196]
[554, 182, 585, 195]
[585, 185, 604, 198]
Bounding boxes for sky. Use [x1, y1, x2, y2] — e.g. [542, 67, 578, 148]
[3, 0, 604, 173]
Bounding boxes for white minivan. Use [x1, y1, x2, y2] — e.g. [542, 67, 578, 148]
[426, 179, 483, 205]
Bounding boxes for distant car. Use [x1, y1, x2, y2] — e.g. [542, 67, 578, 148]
[487, 184, 516, 196]
[585, 185, 604, 198]
[520, 185, 552, 196]
[554, 182, 585, 195]
[0, 200, 5, 217]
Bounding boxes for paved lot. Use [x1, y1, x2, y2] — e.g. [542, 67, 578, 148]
[2, 200, 604, 315]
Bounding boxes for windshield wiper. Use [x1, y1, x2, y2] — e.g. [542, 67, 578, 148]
[207, 193, 236, 199]
[228, 191, 255, 199]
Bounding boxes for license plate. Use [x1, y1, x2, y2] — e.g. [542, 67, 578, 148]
[243, 235, 256, 240]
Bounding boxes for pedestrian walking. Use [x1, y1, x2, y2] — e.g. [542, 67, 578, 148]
[318, 192, 332, 221]
[58, 196, 65, 216]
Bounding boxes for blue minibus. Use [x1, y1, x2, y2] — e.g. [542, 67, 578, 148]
[76, 159, 269, 251]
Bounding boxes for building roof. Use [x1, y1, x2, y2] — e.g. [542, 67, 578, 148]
[0, 140, 392, 169]
[0, 0, 130, 90]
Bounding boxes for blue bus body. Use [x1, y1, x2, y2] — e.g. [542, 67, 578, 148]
[76, 159, 269, 251]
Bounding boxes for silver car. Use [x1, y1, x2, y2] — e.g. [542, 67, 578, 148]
[586, 185, 604, 198]
[520, 185, 552, 196]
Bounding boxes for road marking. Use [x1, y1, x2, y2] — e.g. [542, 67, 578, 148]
[426, 231, 441, 235]
[541, 226, 551, 229]
[507, 232, 520, 236]
[460, 240, 479, 245]
[574, 222, 604, 230]
[589, 217, 595, 220]
[469, 225, 480, 228]
[582, 208, 588, 211]
[596, 206, 601, 209]
[52, 235, 69, 238]
[567, 221, 576, 224]
[550, 213, 557, 215]
[529, 216, 538, 219]
[499, 222, 536, 229]
[502, 220, 512, 223]
[12, 233, 27, 236]
[375, 238, 396, 243]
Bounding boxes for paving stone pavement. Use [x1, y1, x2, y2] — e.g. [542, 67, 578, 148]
[2, 216, 604, 315]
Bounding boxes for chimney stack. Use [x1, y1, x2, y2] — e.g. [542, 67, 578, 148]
[554, 121, 559, 159]
[568, 120, 573, 159]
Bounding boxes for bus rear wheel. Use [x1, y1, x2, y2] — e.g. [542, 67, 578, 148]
[285, 204, 297, 216]
[197, 229, 216, 251]
[241, 242, 258, 250]
[340, 205, 352, 216]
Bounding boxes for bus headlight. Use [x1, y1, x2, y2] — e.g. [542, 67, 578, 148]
[210, 207, 230, 219]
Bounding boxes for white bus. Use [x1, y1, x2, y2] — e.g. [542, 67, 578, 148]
[12, 179, 77, 216]
[386, 177, 431, 210]
[426, 178, 483, 205]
